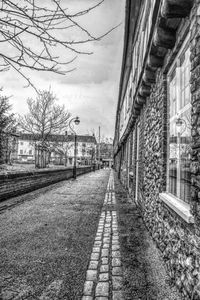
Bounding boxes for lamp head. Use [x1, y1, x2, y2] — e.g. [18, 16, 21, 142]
[176, 117, 184, 127]
[74, 116, 80, 125]
[176, 117, 184, 134]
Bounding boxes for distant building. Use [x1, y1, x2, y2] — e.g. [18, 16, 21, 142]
[15, 133, 97, 166]
[99, 142, 113, 168]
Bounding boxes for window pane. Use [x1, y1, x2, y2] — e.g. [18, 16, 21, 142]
[168, 41, 192, 203]
[179, 109, 192, 202]
[169, 119, 177, 196]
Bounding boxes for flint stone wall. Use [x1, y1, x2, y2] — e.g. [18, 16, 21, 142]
[140, 2, 200, 298]
[0, 166, 92, 201]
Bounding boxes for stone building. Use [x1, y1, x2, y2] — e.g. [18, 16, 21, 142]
[114, 0, 200, 298]
[16, 133, 97, 166]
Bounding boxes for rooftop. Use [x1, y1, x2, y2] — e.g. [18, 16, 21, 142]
[18, 133, 97, 144]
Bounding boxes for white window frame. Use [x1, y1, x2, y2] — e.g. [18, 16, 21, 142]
[159, 34, 194, 223]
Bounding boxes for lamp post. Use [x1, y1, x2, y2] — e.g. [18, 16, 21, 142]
[69, 116, 80, 179]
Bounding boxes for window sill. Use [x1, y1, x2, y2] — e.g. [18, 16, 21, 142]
[159, 192, 194, 224]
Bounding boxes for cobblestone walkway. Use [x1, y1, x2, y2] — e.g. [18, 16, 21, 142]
[82, 170, 124, 300]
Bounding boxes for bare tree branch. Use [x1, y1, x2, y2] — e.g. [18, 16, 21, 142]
[0, 0, 119, 88]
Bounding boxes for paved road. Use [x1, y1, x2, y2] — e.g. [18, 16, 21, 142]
[0, 170, 110, 300]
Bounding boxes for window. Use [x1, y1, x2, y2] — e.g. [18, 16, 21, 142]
[29, 150, 32, 155]
[168, 38, 191, 203]
[20, 142, 23, 145]
[20, 149, 23, 154]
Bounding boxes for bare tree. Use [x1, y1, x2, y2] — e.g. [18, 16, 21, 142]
[0, 0, 119, 89]
[19, 89, 71, 167]
[52, 139, 73, 166]
[0, 95, 16, 164]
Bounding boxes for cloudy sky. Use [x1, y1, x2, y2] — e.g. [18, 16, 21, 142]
[1, 0, 125, 139]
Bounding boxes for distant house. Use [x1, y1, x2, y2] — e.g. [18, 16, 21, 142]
[15, 133, 97, 166]
[99, 143, 113, 168]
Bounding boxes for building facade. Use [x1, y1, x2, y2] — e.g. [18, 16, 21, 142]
[114, 0, 200, 298]
[99, 142, 113, 168]
[16, 133, 97, 166]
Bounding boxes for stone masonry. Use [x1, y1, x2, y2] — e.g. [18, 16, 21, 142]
[82, 170, 124, 300]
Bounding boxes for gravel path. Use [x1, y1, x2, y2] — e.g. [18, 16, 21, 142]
[0, 170, 110, 300]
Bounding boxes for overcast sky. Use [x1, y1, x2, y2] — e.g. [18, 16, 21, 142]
[2, 0, 125, 139]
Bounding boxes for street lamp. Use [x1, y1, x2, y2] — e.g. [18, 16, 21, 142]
[69, 116, 80, 179]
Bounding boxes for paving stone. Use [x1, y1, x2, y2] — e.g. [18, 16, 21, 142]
[91, 253, 100, 260]
[93, 247, 101, 253]
[89, 260, 98, 270]
[95, 282, 109, 297]
[100, 264, 109, 273]
[112, 245, 120, 251]
[83, 281, 93, 295]
[98, 227, 104, 231]
[94, 241, 102, 247]
[112, 267, 122, 276]
[104, 224, 110, 229]
[111, 240, 120, 245]
[82, 172, 124, 300]
[103, 238, 110, 243]
[101, 258, 108, 265]
[103, 233, 110, 237]
[112, 291, 124, 300]
[86, 270, 97, 281]
[96, 234, 102, 238]
[102, 243, 109, 249]
[82, 296, 93, 300]
[112, 276, 123, 290]
[112, 251, 121, 258]
[112, 233, 119, 237]
[112, 258, 121, 267]
[112, 231, 118, 235]
[104, 228, 111, 233]
[99, 273, 109, 282]
[101, 249, 109, 257]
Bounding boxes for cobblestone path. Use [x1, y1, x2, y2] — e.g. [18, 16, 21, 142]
[82, 170, 124, 300]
